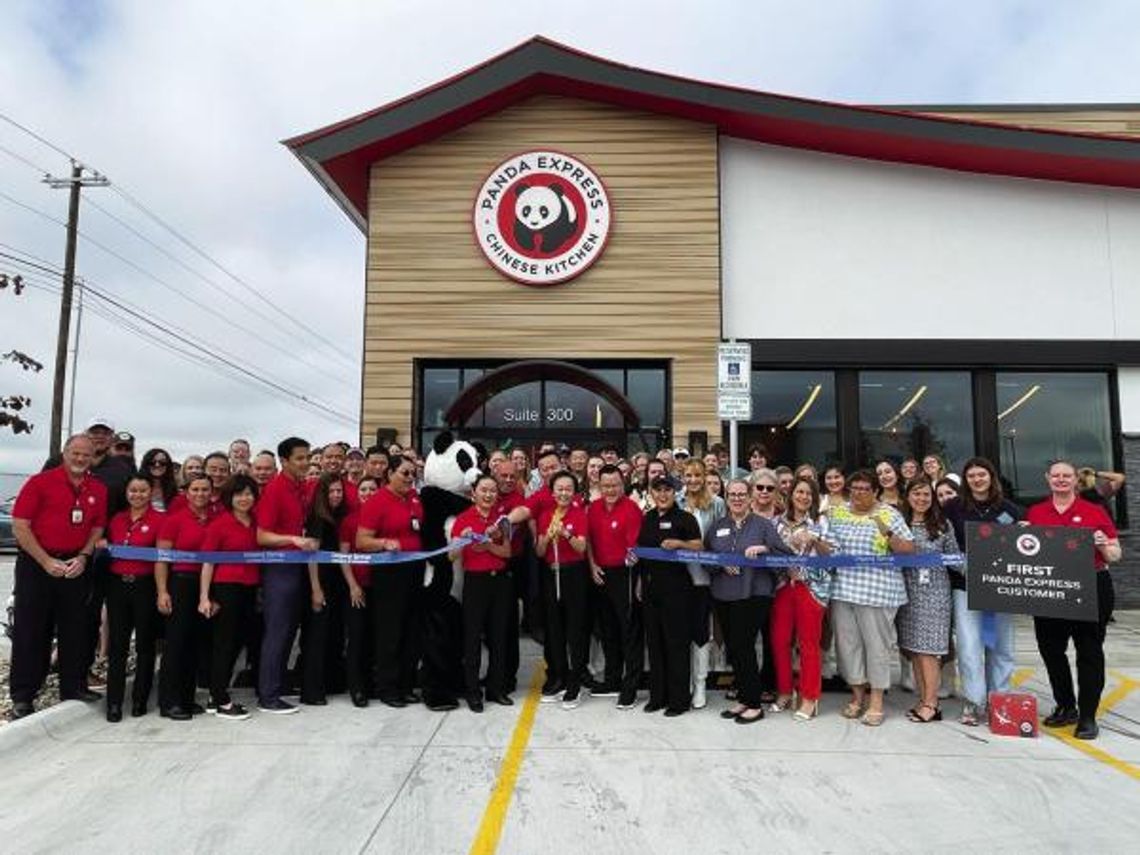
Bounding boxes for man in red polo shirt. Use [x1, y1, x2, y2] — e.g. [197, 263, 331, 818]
[1026, 459, 1122, 740]
[255, 436, 318, 714]
[587, 464, 644, 709]
[9, 435, 108, 717]
[493, 458, 529, 692]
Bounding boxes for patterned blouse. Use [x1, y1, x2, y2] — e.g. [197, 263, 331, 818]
[827, 502, 914, 608]
[777, 515, 839, 605]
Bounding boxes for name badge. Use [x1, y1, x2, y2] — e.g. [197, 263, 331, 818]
[918, 568, 931, 585]
[611, 520, 618, 529]
[659, 521, 672, 530]
[716, 528, 730, 537]
[71, 508, 84, 525]
[411, 518, 421, 532]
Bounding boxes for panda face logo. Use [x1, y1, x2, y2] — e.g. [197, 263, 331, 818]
[474, 150, 612, 287]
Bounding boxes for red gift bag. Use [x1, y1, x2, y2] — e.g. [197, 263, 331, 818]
[988, 692, 1039, 738]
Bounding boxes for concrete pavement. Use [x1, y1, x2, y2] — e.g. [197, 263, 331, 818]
[2, 616, 1140, 854]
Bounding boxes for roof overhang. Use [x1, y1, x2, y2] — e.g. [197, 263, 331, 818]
[284, 36, 1140, 232]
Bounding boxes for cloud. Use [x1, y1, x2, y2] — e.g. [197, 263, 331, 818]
[2, 0, 1138, 492]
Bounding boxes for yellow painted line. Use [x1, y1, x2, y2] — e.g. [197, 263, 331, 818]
[468, 664, 545, 855]
[1108, 668, 1140, 688]
[1011, 668, 1035, 688]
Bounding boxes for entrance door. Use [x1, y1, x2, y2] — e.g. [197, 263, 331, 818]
[457, 427, 634, 457]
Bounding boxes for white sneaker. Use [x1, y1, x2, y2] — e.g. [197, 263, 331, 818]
[692, 683, 707, 710]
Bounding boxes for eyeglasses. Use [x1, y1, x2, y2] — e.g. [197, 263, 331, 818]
[726, 492, 749, 499]
[753, 484, 775, 493]
[848, 485, 874, 493]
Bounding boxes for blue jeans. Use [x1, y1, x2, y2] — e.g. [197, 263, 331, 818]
[952, 589, 1015, 708]
[258, 563, 303, 705]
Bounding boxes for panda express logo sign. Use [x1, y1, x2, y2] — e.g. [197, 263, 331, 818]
[473, 150, 612, 286]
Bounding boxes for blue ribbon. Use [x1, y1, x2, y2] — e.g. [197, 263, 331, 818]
[106, 534, 485, 566]
[631, 547, 964, 570]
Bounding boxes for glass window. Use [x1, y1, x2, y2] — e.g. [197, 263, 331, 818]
[544, 381, 622, 429]
[483, 381, 542, 429]
[859, 371, 973, 471]
[626, 369, 666, 427]
[593, 368, 625, 392]
[422, 368, 460, 428]
[996, 372, 1113, 505]
[741, 371, 838, 468]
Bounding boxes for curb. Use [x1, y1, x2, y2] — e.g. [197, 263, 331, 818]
[0, 701, 96, 756]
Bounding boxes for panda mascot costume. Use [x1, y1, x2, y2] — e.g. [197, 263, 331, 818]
[417, 431, 482, 710]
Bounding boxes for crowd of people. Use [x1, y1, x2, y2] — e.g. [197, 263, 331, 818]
[6, 418, 1124, 741]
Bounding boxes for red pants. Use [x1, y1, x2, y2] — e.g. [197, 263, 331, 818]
[770, 583, 825, 701]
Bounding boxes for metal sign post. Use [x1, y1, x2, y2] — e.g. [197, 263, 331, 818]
[717, 341, 752, 474]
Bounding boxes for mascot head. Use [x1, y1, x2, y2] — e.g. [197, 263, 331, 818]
[423, 430, 481, 496]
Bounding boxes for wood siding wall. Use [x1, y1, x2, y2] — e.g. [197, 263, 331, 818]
[918, 108, 1140, 138]
[364, 95, 721, 446]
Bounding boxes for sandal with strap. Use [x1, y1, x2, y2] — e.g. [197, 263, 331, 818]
[909, 703, 942, 724]
[860, 709, 885, 727]
[841, 700, 864, 719]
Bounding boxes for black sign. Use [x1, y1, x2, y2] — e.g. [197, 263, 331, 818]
[966, 523, 1098, 621]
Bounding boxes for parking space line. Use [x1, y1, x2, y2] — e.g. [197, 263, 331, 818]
[1012, 667, 1140, 782]
[468, 664, 545, 855]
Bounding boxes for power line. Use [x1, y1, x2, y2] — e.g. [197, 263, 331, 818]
[4, 250, 356, 424]
[15, 270, 356, 427]
[0, 142, 50, 175]
[0, 190, 353, 392]
[0, 109, 359, 365]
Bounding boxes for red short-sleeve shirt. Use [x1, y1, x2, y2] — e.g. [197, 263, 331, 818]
[1026, 496, 1118, 571]
[107, 507, 165, 576]
[452, 505, 508, 573]
[256, 472, 310, 548]
[358, 487, 424, 553]
[535, 504, 588, 566]
[525, 485, 583, 520]
[12, 467, 108, 555]
[587, 496, 643, 567]
[159, 507, 210, 573]
[338, 511, 371, 587]
[202, 511, 260, 585]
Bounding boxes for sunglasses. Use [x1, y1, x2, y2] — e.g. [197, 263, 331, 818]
[753, 484, 776, 493]
[149, 459, 169, 467]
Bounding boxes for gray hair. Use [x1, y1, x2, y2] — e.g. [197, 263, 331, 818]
[748, 467, 777, 486]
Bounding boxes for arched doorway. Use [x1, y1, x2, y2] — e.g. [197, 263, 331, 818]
[415, 359, 668, 456]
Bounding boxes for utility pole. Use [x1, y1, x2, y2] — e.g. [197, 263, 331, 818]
[44, 162, 109, 457]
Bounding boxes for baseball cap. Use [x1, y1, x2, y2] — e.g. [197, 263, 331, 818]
[650, 474, 681, 491]
[672, 447, 690, 458]
[86, 416, 114, 432]
[346, 447, 365, 460]
[112, 431, 135, 447]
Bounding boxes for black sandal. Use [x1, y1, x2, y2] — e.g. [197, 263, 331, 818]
[909, 702, 942, 723]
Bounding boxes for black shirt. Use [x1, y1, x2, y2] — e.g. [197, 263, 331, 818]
[943, 496, 1023, 590]
[637, 504, 701, 589]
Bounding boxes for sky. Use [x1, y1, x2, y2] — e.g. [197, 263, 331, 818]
[1, 0, 1138, 493]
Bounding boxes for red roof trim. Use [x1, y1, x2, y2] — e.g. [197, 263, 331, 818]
[286, 37, 1140, 227]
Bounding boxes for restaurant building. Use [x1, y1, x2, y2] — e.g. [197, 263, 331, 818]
[285, 36, 1140, 520]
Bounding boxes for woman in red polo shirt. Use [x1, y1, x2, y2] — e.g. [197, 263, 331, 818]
[451, 473, 513, 712]
[104, 475, 165, 722]
[535, 471, 590, 709]
[356, 455, 425, 707]
[156, 474, 212, 720]
[339, 476, 379, 707]
[1027, 459, 1122, 741]
[197, 474, 260, 722]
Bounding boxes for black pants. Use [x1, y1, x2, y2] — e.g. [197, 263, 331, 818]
[83, 550, 111, 676]
[689, 585, 712, 646]
[540, 560, 590, 691]
[644, 571, 693, 712]
[372, 561, 423, 700]
[208, 583, 255, 706]
[345, 590, 376, 696]
[716, 596, 767, 709]
[9, 551, 90, 703]
[1034, 572, 1115, 719]
[105, 574, 159, 709]
[158, 573, 201, 711]
[503, 553, 527, 691]
[594, 565, 643, 696]
[463, 572, 510, 698]
[301, 565, 346, 702]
